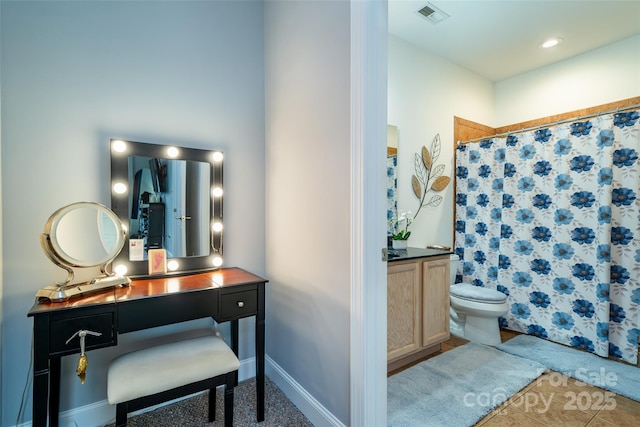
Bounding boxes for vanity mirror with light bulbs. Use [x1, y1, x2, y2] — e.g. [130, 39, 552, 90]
[110, 139, 224, 278]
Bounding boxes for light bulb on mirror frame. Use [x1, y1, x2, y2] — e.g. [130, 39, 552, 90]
[114, 264, 128, 276]
[113, 183, 127, 194]
[112, 140, 127, 153]
[166, 146, 180, 158]
[212, 152, 224, 162]
[167, 259, 180, 271]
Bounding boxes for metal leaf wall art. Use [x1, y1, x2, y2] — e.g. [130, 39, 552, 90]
[411, 133, 451, 218]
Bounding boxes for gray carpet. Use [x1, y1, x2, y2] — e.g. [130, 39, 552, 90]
[105, 377, 313, 426]
[497, 334, 640, 402]
[387, 342, 546, 427]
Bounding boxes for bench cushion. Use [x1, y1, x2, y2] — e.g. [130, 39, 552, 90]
[107, 335, 239, 405]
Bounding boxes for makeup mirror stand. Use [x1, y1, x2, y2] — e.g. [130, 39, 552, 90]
[36, 202, 131, 302]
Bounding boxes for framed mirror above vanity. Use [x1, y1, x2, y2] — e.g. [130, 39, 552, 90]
[110, 139, 224, 277]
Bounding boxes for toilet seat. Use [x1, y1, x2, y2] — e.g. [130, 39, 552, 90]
[450, 283, 507, 304]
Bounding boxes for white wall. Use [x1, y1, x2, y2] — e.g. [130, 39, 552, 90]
[0, 1, 265, 425]
[264, 1, 352, 425]
[495, 35, 640, 126]
[387, 35, 494, 249]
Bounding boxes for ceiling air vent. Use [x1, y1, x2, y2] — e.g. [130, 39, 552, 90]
[417, 2, 450, 24]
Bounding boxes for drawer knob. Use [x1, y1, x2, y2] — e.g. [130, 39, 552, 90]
[237, 301, 245, 308]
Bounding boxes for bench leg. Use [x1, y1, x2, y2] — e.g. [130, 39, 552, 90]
[208, 387, 217, 422]
[115, 403, 128, 427]
[224, 373, 235, 427]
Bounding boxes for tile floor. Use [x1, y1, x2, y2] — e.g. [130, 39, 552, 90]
[394, 330, 640, 427]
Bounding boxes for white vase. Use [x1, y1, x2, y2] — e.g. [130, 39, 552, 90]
[392, 239, 408, 250]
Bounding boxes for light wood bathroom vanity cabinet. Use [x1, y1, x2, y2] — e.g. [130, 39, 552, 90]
[387, 249, 451, 373]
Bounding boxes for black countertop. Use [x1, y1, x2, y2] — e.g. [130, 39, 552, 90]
[387, 247, 452, 262]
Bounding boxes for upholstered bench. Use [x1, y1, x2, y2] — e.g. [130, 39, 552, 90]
[107, 335, 240, 427]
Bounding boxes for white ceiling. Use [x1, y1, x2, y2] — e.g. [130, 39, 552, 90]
[388, 0, 640, 82]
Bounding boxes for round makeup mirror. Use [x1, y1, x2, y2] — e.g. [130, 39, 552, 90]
[37, 202, 131, 302]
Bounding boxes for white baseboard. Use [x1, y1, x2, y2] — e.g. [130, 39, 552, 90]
[18, 356, 343, 427]
[265, 355, 346, 427]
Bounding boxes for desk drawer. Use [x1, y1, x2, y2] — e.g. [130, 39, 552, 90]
[219, 290, 257, 320]
[50, 312, 116, 356]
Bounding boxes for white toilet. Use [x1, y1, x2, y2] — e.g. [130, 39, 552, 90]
[449, 254, 509, 346]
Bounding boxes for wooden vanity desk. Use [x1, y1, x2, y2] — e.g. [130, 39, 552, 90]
[28, 267, 267, 427]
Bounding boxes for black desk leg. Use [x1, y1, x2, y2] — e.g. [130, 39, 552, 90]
[256, 284, 265, 422]
[256, 318, 265, 422]
[32, 315, 51, 427]
[230, 319, 239, 387]
[32, 370, 49, 427]
[49, 357, 61, 427]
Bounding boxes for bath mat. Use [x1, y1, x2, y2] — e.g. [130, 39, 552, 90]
[387, 342, 546, 427]
[497, 334, 640, 402]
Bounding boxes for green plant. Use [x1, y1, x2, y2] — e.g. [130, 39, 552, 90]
[389, 211, 413, 240]
[412, 133, 451, 218]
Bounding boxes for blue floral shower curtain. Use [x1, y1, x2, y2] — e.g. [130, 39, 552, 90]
[387, 154, 398, 236]
[454, 110, 640, 364]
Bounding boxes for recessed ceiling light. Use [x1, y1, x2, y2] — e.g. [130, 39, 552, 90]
[540, 38, 563, 48]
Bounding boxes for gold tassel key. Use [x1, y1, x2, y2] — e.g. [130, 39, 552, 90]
[76, 354, 88, 384]
[66, 329, 102, 384]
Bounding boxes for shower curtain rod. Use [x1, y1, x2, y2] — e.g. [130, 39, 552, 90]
[458, 103, 640, 145]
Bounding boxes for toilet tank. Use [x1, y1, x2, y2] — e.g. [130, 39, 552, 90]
[449, 254, 459, 286]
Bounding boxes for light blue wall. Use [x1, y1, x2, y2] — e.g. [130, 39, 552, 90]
[264, 1, 352, 424]
[0, 1, 265, 424]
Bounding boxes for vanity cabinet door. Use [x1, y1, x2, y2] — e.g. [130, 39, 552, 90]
[422, 256, 450, 346]
[387, 261, 421, 362]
